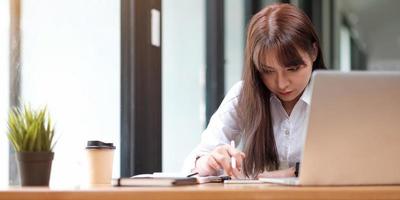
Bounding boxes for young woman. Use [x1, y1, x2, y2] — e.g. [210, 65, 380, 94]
[183, 3, 326, 179]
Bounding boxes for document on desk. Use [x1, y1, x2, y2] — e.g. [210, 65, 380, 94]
[224, 179, 264, 184]
[112, 172, 228, 186]
[112, 176, 198, 186]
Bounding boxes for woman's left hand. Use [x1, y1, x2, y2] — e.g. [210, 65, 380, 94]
[257, 167, 295, 178]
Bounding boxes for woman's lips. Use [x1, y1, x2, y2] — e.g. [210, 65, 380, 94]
[279, 91, 292, 96]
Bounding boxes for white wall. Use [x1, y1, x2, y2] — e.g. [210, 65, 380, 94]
[339, 0, 400, 71]
[20, 0, 120, 187]
[224, 0, 245, 93]
[368, 59, 400, 71]
[162, 0, 206, 172]
[0, 0, 10, 187]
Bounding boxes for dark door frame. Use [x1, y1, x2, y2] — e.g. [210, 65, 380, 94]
[120, 0, 162, 176]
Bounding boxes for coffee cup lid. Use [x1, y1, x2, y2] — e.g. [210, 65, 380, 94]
[86, 140, 116, 149]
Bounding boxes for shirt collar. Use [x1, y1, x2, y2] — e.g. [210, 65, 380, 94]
[300, 83, 312, 105]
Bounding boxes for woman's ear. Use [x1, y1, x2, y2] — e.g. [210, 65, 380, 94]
[311, 43, 318, 62]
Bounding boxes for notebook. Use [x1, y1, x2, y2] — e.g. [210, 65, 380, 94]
[112, 172, 229, 186]
[112, 177, 198, 186]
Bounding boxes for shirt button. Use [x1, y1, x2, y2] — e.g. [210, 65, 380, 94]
[285, 129, 290, 136]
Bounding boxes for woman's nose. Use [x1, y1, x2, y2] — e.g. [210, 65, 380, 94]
[277, 73, 290, 90]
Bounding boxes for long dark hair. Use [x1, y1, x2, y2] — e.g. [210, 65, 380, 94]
[238, 3, 326, 178]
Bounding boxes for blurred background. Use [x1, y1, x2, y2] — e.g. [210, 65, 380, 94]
[1, 0, 399, 187]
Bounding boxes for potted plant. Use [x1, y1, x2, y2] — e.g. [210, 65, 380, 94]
[7, 105, 56, 186]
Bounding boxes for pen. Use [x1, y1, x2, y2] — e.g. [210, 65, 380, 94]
[187, 172, 199, 177]
[230, 140, 236, 169]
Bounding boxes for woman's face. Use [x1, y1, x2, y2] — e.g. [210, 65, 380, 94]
[259, 48, 317, 105]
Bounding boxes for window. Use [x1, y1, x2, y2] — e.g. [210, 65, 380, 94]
[0, 0, 10, 187]
[11, 0, 120, 186]
[162, 0, 206, 172]
[224, 0, 246, 92]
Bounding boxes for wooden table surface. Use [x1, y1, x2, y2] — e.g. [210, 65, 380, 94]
[1, 183, 400, 200]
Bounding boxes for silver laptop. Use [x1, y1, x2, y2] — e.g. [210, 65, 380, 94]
[260, 71, 400, 186]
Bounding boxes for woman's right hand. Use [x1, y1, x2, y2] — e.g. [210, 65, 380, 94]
[194, 144, 245, 178]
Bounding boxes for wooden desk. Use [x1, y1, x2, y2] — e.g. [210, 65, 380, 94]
[1, 183, 400, 200]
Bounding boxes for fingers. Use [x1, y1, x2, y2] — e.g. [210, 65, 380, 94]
[196, 144, 246, 177]
[225, 145, 246, 170]
[231, 167, 245, 179]
[207, 155, 222, 171]
[196, 155, 218, 176]
[211, 147, 233, 176]
[212, 144, 246, 176]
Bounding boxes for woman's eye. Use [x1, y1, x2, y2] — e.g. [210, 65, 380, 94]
[264, 69, 275, 74]
[288, 66, 300, 71]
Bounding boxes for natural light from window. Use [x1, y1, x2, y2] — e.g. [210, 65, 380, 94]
[17, 0, 120, 187]
[0, 0, 10, 187]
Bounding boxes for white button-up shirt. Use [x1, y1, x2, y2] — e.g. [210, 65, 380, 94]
[182, 81, 311, 174]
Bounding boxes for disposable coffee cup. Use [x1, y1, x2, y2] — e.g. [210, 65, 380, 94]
[86, 141, 115, 185]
